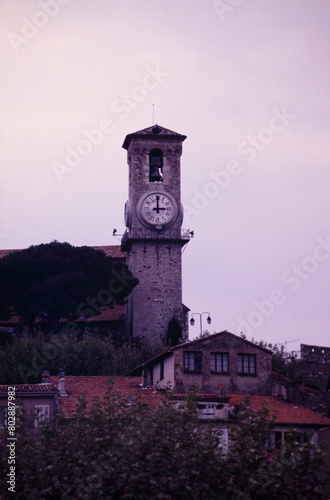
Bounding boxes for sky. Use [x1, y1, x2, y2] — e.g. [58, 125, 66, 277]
[1, 0, 330, 353]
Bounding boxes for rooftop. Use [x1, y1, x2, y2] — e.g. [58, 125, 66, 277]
[49, 376, 162, 418]
[1, 376, 329, 427]
[0, 304, 125, 325]
[228, 394, 330, 426]
[49, 376, 330, 426]
[122, 124, 187, 149]
[0, 384, 58, 393]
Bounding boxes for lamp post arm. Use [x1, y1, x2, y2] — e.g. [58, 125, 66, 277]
[190, 312, 211, 336]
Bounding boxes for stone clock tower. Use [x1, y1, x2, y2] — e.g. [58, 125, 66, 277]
[121, 124, 190, 345]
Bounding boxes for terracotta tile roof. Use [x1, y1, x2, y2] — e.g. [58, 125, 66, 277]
[167, 392, 330, 426]
[49, 376, 161, 418]
[74, 304, 125, 322]
[0, 312, 21, 324]
[228, 394, 330, 426]
[0, 384, 58, 393]
[92, 245, 126, 258]
[170, 393, 230, 403]
[0, 305, 125, 325]
[2, 377, 329, 428]
[0, 249, 20, 258]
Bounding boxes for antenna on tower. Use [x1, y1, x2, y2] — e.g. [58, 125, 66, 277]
[152, 104, 155, 125]
[278, 339, 301, 353]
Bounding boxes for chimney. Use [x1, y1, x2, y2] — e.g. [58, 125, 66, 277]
[41, 370, 51, 384]
[58, 369, 67, 396]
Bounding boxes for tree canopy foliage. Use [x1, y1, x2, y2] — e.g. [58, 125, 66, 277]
[240, 334, 288, 375]
[0, 333, 163, 384]
[0, 392, 327, 499]
[0, 241, 138, 330]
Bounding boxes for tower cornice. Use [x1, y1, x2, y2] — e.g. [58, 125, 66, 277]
[122, 124, 187, 150]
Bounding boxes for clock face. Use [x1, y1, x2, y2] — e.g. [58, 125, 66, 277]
[137, 192, 178, 229]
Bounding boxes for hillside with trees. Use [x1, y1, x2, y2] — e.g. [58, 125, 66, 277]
[0, 333, 163, 384]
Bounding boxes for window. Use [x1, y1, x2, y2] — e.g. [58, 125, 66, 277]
[284, 431, 307, 445]
[149, 148, 163, 182]
[237, 354, 256, 375]
[184, 351, 202, 372]
[160, 359, 164, 381]
[34, 405, 50, 428]
[274, 431, 282, 448]
[210, 353, 229, 373]
[273, 430, 308, 449]
[197, 403, 224, 420]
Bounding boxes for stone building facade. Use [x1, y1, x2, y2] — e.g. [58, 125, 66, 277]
[299, 343, 330, 391]
[0, 381, 58, 430]
[131, 331, 273, 395]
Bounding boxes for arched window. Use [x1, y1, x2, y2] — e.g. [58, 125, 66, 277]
[149, 148, 163, 182]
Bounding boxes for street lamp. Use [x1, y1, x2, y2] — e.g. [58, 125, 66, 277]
[190, 312, 211, 335]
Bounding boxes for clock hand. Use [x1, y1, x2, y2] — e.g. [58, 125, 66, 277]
[153, 195, 166, 214]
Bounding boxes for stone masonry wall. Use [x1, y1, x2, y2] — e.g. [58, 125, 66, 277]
[123, 130, 186, 345]
[173, 332, 273, 395]
[126, 240, 183, 345]
[298, 344, 330, 391]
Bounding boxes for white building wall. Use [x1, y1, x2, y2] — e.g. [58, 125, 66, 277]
[152, 356, 175, 389]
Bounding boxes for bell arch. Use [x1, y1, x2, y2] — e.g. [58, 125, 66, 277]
[149, 148, 163, 182]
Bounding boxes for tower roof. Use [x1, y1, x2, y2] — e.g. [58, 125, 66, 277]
[122, 124, 187, 150]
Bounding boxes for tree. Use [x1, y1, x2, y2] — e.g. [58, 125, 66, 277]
[0, 241, 138, 332]
[240, 334, 288, 375]
[226, 397, 327, 499]
[0, 393, 328, 499]
[0, 333, 164, 384]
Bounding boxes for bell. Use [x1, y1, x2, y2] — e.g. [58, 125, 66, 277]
[150, 155, 162, 167]
[149, 165, 163, 181]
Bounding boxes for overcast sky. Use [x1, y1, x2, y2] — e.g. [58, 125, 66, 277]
[1, 0, 330, 352]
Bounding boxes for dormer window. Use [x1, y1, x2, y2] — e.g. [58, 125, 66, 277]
[149, 148, 163, 182]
